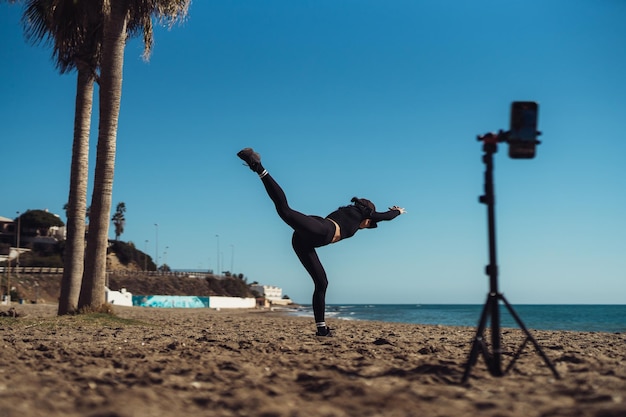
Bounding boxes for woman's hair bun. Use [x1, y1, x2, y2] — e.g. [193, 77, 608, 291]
[351, 197, 375, 215]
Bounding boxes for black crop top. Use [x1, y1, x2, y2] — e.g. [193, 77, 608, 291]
[326, 205, 400, 240]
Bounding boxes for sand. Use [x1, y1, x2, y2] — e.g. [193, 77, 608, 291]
[0, 304, 624, 417]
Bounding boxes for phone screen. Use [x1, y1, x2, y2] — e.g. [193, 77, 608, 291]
[508, 101, 538, 159]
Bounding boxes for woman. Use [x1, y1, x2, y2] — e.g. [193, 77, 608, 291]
[237, 148, 406, 336]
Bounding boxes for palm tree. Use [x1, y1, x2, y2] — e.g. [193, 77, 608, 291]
[112, 202, 126, 241]
[21, 0, 103, 315]
[12, 0, 190, 312]
[78, 0, 190, 311]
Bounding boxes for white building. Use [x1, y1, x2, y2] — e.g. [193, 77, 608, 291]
[251, 284, 283, 301]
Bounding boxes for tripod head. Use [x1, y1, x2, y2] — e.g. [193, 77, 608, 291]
[477, 130, 507, 154]
[477, 101, 542, 158]
[477, 129, 541, 156]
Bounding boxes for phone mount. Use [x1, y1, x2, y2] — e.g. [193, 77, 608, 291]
[461, 130, 559, 383]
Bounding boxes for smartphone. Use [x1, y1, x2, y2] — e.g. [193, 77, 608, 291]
[508, 101, 539, 159]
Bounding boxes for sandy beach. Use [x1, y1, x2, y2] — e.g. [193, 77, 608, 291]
[0, 304, 624, 417]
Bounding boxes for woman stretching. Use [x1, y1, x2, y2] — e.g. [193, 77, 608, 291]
[237, 148, 406, 336]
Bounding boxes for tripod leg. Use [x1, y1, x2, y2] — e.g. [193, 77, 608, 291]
[462, 295, 492, 383]
[504, 337, 530, 375]
[500, 296, 561, 379]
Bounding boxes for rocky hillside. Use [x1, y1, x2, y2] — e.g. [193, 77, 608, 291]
[108, 273, 254, 298]
[9, 272, 254, 305]
[6, 252, 254, 304]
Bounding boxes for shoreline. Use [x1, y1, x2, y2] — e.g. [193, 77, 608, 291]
[1, 303, 625, 417]
[288, 303, 626, 334]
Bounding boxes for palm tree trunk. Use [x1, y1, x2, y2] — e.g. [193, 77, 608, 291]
[79, 0, 128, 310]
[58, 67, 94, 315]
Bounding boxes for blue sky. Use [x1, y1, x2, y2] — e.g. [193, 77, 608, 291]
[1, 1, 625, 305]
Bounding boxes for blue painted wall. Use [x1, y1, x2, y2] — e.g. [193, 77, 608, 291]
[132, 295, 209, 308]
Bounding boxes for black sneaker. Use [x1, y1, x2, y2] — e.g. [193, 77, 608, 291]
[237, 148, 262, 174]
[315, 326, 333, 337]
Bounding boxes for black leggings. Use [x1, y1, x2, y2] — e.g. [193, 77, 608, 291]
[261, 173, 335, 323]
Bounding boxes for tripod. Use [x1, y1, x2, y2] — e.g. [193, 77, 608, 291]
[461, 131, 560, 383]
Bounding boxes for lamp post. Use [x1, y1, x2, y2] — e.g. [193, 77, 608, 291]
[154, 223, 159, 269]
[163, 246, 169, 270]
[230, 244, 234, 274]
[144, 240, 149, 271]
[11, 211, 21, 304]
[215, 234, 220, 277]
[16, 211, 21, 275]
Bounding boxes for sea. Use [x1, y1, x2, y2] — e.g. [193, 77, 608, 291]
[290, 304, 626, 333]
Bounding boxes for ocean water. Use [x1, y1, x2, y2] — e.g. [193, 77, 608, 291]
[291, 304, 626, 333]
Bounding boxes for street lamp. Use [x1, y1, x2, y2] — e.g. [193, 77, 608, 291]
[164, 246, 169, 269]
[216, 234, 220, 277]
[230, 244, 234, 274]
[16, 211, 21, 266]
[144, 240, 149, 271]
[15, 211, 21, 296]
[154, 223, 159, 269]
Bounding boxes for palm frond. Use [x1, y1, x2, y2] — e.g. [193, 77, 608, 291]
[22, 0, 103, 74]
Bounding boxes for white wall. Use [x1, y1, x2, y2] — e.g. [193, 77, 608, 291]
[209, 296, 256, 309]
[105, 288, 133, 307]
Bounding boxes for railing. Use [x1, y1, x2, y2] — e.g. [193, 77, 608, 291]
[107, 270, 216, 278]
[0, 267, 217, 279]
[0, 266, 64, 274]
